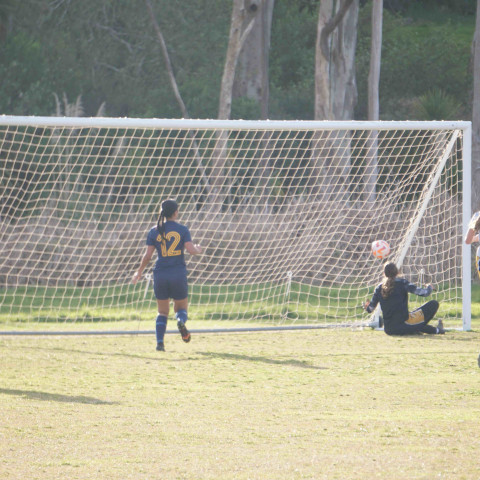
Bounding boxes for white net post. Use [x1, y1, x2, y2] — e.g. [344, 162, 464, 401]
[0, 117, 471, 333]
[462, 122, 472, 331]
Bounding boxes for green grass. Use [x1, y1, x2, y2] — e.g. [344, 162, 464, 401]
[0, 281, 469, 331]
[1, 328, 480, 479]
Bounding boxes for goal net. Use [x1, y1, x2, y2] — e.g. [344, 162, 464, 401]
[0, 117, 472, 333]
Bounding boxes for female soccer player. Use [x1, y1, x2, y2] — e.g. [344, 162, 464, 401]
[132, 199, 203, 351]
[363, 262, 444, 335]
[465, 210, 480, 279]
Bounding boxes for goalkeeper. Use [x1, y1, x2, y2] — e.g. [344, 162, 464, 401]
[132, 199, 203, 351]
[465, 210, 480, 279]
[363, 262, 444, 335]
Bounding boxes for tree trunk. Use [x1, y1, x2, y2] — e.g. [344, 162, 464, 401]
[473, 0, 480, 209]
[218, 0, 257, 120]
[368, 0, 382, 122]
[210, 0, 260, 213]
[315, 0, 357, 121]
[234, 0, 274, 120]
[313, 0, 358, 202]
[364, 0, 383, 202]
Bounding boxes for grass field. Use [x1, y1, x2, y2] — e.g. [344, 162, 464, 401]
[0, 280, 469, 330]
[1, 326, 480, 480]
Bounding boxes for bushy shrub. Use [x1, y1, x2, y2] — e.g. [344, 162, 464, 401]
[411, 88, 461, 120]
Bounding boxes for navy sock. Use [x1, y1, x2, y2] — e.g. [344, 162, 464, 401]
[175, 309, 188, 324]
[156, 315, 167, 344]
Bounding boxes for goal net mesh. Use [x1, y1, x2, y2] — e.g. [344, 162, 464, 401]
[0, 118, 467, 332]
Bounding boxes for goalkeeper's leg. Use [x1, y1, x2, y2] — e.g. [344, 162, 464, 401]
[386, 300, 441, 335]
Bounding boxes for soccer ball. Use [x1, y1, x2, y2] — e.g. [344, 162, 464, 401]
[371, 240, 390, 260]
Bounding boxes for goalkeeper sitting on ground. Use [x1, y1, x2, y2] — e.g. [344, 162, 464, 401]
[363, 262, 445, 336]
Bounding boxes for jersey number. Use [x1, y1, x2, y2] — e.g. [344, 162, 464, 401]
[158, 232, 181, 257]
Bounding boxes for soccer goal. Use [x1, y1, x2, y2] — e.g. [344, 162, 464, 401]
[0, 116, 472, 334]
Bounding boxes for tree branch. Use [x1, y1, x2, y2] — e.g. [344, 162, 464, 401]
[144, 0, 189, 119]
[144, 0, 213, 193]
[320, 0, 355, 58]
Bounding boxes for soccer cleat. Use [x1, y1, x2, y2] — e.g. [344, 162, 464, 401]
[156, 342, 165, 351]
[177, 321, 191, 343]
[436, 320, 445, 334]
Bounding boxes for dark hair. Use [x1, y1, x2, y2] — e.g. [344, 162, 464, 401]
[157, 199, 178, 242]
[381, 262, 398, 298]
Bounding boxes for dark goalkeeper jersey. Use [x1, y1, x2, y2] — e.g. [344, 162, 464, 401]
[366, 278, 432, 329]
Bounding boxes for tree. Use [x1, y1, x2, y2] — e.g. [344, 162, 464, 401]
[314, 0, 358, 120]
[144, 0, 189, 119]
[364, 0, 383, 202]
[210, 0, 275, 214]
[473, 0, 480, 209]
[368, 0, 382, 122]
[313, 0, 359, 202]
[218, 0, 260, 120]
[144, 0, 212, 198]
[233, 0, 275, 119]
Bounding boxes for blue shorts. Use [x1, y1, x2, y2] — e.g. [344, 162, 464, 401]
[153, 269, 188, 300]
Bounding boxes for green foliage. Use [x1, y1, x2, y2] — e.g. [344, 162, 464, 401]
[412, 88, 461, 120]
[0, 0, 475, 120]
[403, 0, 477, 17]
[0, 33, 54, 114]
[356, 2, 473, 120]
[269, 1, 316, 119]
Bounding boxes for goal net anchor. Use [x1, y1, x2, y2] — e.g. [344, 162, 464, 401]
[281, 271, 293, 322]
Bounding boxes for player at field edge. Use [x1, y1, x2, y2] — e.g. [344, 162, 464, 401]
[464, 210, 480, 279]
[132, 199, 203, 351]
[363, 262, 445, 335]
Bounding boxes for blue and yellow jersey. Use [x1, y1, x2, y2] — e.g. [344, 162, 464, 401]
[146, 221, 192, 272]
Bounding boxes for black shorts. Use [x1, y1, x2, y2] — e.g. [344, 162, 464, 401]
[153, 269, 188, 300]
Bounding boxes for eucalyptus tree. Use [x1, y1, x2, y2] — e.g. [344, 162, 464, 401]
[364, 0, 383, 202]
[314, 0, 358, 121]
[313, 0, 359, 202]
[473, 0, 480, 208]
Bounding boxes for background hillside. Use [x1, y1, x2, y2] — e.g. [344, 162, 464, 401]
[0, 0, 476, 120]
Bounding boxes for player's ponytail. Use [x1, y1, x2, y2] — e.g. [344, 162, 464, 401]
[381, 262, 398, 298]
[157, 199, 178, 242]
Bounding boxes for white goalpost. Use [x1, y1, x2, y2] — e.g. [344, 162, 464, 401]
[0, 116, 472, 333]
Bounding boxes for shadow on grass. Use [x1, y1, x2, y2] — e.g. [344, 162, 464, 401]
[198, 351, 327, 370]
[0, 388, 119, 405]
[15, 344, 167, 362]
